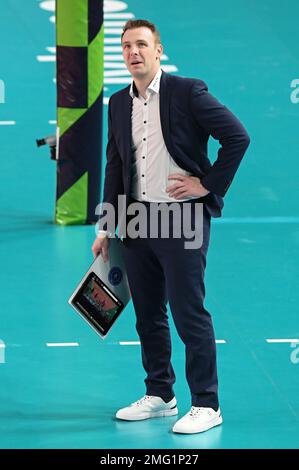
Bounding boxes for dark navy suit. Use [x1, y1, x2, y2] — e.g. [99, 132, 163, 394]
[100, 71, 250, 408]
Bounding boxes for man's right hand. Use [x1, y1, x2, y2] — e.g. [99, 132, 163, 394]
[92, 234, 110, 262]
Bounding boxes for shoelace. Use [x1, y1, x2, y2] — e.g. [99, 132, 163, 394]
[189, 407, 213, 419]
[132, 395, 152, 407]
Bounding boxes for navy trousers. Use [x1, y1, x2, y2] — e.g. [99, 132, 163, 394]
[122, 199, 219, 410]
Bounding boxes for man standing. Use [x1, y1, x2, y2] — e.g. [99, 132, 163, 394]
[92, 19, 250, 434]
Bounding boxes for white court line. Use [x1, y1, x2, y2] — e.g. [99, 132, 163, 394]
[104, 46, 123, 52]
[104, 38, 121, 44]
[104, 21, 126, 27]
[0, 340, 5, 364]
[104, 62, 127, 69]
[214, 217, 299, 224]
[119, 340, 226, 346]
[105, 77, 131, 84]
[266, 339, 299, 343]
[49, 120, 56, 124]
[104, 55, 125, 60]
[37, 55, 55, 62]
[0, 121, 16, 125]
[46, 342, 79, 347]
[104, 13, 134, 19]
[105, 28, 123, 35]
[119, 341, 140, 346]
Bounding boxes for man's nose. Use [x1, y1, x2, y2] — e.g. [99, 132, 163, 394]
[130, 46, 139, 56]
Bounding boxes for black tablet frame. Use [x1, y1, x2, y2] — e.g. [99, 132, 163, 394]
[71, 271, 125, 337]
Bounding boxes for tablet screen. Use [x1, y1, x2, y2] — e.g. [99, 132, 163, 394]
[72, 272, 124, 336]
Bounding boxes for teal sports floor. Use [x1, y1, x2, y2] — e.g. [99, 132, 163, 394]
[0, 0, 298, 449]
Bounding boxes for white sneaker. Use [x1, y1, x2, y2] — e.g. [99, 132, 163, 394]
[115, 395, 178, 421]
[172, 406, 223, 434]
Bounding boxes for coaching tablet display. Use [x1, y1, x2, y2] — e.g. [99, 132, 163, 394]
[71, 271, 124, 337]
[68, 237, 131, 339]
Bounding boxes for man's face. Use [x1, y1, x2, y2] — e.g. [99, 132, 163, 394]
[122, 27, 163, 78]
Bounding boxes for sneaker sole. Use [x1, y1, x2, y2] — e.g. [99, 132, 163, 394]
[172, 415, 223, 434]
[116, 407, 179, 421]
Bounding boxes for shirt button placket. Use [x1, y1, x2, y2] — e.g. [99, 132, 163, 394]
[141, 96, 149, 199]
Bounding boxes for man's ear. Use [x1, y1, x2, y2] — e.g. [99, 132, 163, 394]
[156, 43, 163, 60]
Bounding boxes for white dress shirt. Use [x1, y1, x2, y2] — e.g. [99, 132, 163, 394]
[129, 68, 194, 202]
[97, 68, 195, 236]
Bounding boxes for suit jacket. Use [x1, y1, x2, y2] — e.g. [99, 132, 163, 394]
[100, 70, 250, 227]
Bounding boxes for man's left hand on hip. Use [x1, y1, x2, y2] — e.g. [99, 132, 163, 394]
[166, 174, 210, 199]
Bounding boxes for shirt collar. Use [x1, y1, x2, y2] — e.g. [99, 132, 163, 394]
[129, 68, 162, 99]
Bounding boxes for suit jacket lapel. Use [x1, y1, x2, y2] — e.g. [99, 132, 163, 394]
[159, 70, 175, 158]
[160, 70, 205, 178]
[121, 88, 133, 173]
[160, 71, 190, 170]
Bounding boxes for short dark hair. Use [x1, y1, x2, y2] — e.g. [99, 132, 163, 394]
[121, 19, 161, 44]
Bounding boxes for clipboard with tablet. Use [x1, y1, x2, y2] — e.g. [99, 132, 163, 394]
[68, 237, 131, 339]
